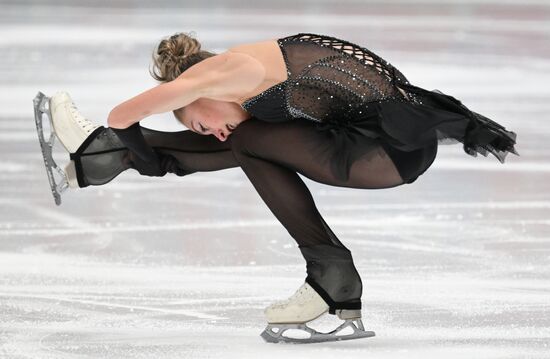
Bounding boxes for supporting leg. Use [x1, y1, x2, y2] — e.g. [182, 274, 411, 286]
[229, 118, 405, 310]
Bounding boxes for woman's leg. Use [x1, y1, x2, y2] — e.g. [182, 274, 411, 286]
[229, 118, 405, 313]
[72, 126, 238, 187]
[72, 118, 405, 313]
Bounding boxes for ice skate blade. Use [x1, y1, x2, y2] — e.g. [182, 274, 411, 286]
[260, 318, 375, 344]
[33, 91, 69, 206]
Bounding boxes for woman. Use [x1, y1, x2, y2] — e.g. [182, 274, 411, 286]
[45, 31, 518, 343]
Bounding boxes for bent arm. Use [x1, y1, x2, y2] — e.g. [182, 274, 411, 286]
[107, 77, 205, 129]
[107, 51, 264, 129]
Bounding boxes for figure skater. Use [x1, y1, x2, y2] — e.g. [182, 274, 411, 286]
[33, 32, 518, 343]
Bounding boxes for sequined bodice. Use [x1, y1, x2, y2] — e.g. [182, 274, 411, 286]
[240, 33, 420, 124]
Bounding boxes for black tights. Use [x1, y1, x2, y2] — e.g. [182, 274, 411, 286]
[73, 118, 408, 313]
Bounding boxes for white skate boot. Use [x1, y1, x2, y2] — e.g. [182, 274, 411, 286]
[260, 282, 375, 343]
[49, 91, 101, 153]
[265, 282, 329, 324]
[33, 91, 102, 205]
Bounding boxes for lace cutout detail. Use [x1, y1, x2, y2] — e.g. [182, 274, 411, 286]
[285, 33, 400, 83]
[241, 32, 423, 123]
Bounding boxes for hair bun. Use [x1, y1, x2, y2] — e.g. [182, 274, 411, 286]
[149, 31, 215, 82]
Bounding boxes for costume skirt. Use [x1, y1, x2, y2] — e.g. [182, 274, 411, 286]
[313, 80, 519, 184]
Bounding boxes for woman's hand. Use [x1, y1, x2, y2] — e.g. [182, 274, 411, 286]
[128, 150, 167, 177]
[157, 152, 188, 176]
[110, 122, 192, 177]
[130, 151, 191, 177]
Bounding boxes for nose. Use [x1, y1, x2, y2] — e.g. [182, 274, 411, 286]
[215, 128, 229, 142]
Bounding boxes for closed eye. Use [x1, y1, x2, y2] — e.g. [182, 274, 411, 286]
[199, 123, 208, 133]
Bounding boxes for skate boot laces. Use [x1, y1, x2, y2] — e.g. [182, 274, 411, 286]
[66, 100, 97, 135]
[271, 282, 313, 309]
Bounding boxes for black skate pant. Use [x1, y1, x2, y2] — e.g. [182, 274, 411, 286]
[71, 118, 437, 313]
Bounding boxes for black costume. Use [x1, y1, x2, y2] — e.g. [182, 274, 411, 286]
[69, 33, 518, 314]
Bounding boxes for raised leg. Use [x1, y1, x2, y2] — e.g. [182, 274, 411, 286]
[72, 125, 238, 187]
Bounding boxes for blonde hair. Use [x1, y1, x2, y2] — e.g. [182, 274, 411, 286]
[149, 31, 216, 124]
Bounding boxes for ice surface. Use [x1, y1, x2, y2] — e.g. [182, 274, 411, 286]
[1, 1, 549, 358]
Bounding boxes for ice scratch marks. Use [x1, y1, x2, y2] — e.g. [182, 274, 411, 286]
[0, 215, 281, 237]
[0, 198, 114, 252]
[1, 293, 226, 320]
[1, 198, 93, 230]
[166, 296, 274, 306]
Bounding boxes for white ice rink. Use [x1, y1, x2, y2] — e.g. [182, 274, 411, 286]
[1, 1, 549, 358]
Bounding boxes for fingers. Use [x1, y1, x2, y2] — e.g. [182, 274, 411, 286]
[159, 154, 179, 173]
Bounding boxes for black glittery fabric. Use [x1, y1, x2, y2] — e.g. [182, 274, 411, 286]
[241, 33, 519, 182]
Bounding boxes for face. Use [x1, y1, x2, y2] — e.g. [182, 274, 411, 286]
[176, 98, 249, 142]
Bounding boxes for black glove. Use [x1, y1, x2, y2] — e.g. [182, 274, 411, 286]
[110, 122, 157, 162]
[110, 122, 192, 177]
[128, 150, 167, 177]
[111, 122, 166, 177]
[158, 153, 186, 175]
